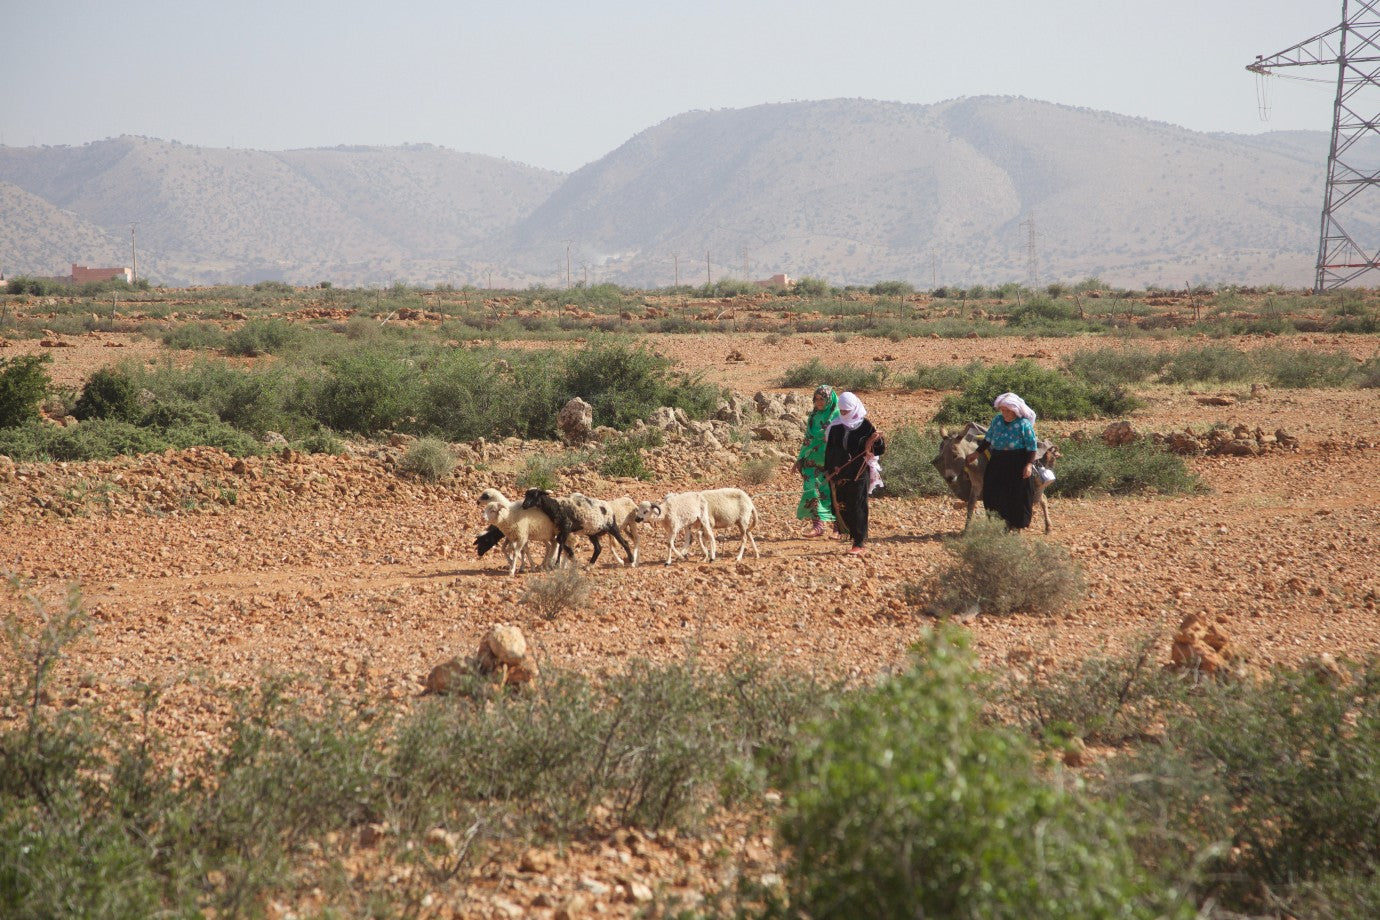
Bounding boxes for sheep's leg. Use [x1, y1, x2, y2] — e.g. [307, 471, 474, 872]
[665, 523, 681, 565]
[606, 522, 633, 565]
[589, 534, 603, 565]
[700, 514, 717, 562]
[509, 536, 525, 576]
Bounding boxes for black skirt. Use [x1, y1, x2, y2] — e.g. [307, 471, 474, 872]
[983, 450, 1035, 530]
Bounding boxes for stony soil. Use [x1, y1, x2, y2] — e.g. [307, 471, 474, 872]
[2, 327, 1379, 918]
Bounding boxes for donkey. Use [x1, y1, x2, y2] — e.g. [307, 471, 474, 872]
[931, 422, 1059, 534]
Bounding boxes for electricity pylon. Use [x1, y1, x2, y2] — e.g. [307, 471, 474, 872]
[1249, 0, 1380, 290]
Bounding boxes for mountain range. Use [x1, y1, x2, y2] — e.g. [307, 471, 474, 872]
[2, 96, 1370, 290]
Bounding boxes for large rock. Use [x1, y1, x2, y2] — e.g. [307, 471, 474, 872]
[1169, 613, 1241, 677]
[477, 624, 538, 686]
[557, 397, 595, 445]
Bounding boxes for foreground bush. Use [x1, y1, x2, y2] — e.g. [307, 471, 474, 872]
[778, 627, 1188, 920]
[1111, 656, 1380, 917]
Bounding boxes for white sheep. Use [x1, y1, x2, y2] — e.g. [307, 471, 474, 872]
[634, 492, 717, 566]
[687, 487, 760, 562]
[480, 499, 557, 576]
[475, 488, 555, 575]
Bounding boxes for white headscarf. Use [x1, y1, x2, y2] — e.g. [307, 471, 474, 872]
[993, 392, 1037, 421]
[833, 391, 867, 430]
[829, 392, 883, 494]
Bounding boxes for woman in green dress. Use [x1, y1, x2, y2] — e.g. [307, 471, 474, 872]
[792, 384, 839, 537]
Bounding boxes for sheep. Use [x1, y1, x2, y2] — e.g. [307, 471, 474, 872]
[521, 488, 634, 567]
[603, 495, 645, 566]
[686, 487, 760, 562]
[634, 491, 717, 565]
[477, 496, 557, 576]
[473, 488, 540, 572]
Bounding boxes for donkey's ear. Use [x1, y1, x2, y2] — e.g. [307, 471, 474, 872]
[939, 427, 949, 438]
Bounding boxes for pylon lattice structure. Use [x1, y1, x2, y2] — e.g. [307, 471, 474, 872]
[1249, 0, 1380, 290]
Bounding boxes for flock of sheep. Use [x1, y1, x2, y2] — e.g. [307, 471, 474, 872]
[475, 486, 760, 575]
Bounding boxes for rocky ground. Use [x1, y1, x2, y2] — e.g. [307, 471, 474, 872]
[2, 327, 1379, 918]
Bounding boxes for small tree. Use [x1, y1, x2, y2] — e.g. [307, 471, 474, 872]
[0, 354, 52, 427]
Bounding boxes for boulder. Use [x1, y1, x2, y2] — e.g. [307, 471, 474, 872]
[1101, 420, 1137, 447]
[1169, 613, 1239, 677]
[477, 624, 538, 686]
[557, 397, 595, 445]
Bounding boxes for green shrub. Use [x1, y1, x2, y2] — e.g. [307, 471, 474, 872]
[225, 318, 305, 357]
[73, 366, 141, 422]
[562, 340, 721, 430]
[400, 437, 455, 482]
[1063, 346, 1169, 387]
[1050, 438, 1199, 497]
[1157, 344, 1253, 384]
[1112, 657, 1380, 916]
[313, 351, 418, 435]
[932, 360, 1137, 424]
[0, 354, 51, 428]
[161, 323, 227, 351]
[779, 626, 1186, 920]
[778, 357, 888, 392]
[1252, 346, 1361, 388]
[515, 455, 559, 492]
[43, 420, 169, 461]
[900, 360, 983, 391]
[927, 516, 1085, 617]
[874, 424, 948, 498]
[598, 436, 652, 480]
[868, 280, 914, 296]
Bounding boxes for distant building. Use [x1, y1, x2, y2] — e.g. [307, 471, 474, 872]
[70, 264, 133, 284]
[755, 273, 791, 288]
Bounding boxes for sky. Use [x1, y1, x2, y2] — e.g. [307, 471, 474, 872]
[1, 0, 1348, 173]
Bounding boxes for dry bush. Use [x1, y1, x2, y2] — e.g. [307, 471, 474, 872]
[928, 515, 1084, 617]
[519, 567, 591, 620]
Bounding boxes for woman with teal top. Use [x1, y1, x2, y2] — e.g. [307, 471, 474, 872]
[967, 391, 1040, 530]
[792, 384, 838, 537]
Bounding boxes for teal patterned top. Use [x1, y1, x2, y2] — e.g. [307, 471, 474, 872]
[985, 414, 1038, 451]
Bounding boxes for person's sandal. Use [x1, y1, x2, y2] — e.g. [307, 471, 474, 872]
[847, 546, 867, 556]
[808, 521, 825, 537]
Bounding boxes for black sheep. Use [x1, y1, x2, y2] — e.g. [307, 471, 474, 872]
[521, 488, 632, 566]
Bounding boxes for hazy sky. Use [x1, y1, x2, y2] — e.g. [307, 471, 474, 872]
[2, 0, 1346, 173]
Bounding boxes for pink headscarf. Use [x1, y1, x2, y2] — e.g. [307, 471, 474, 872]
[993, 392, 1037, 421]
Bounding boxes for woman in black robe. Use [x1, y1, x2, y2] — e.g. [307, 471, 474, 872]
[824, 391, 885, 556]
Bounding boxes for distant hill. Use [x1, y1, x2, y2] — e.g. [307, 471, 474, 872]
[0, 137, 563, 286]
[3, 98, 1372, 288]
[500, 97, 1354, 289]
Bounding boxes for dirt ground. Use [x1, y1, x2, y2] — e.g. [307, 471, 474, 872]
[3, 327, 1380, 917]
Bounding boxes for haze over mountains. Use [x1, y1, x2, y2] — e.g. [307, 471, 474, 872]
[1, 96, 1367, 290]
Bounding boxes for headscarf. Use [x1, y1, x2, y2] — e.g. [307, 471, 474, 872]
[833, 391, 867, 431]
[993, 392, 1037, 421]
[829, 392, 883, 494]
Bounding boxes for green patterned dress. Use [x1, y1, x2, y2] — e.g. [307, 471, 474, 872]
[796, 389, 839, 522]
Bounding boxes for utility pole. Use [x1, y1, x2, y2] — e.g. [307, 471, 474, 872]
[672, 251, 680, 288]
[130, 224, 137, 285]
[564, 240, 573, 288]
[1022, 217, 1038, 290]
[1250, 1, 1380, 289]
[706, 251, 712, 288]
